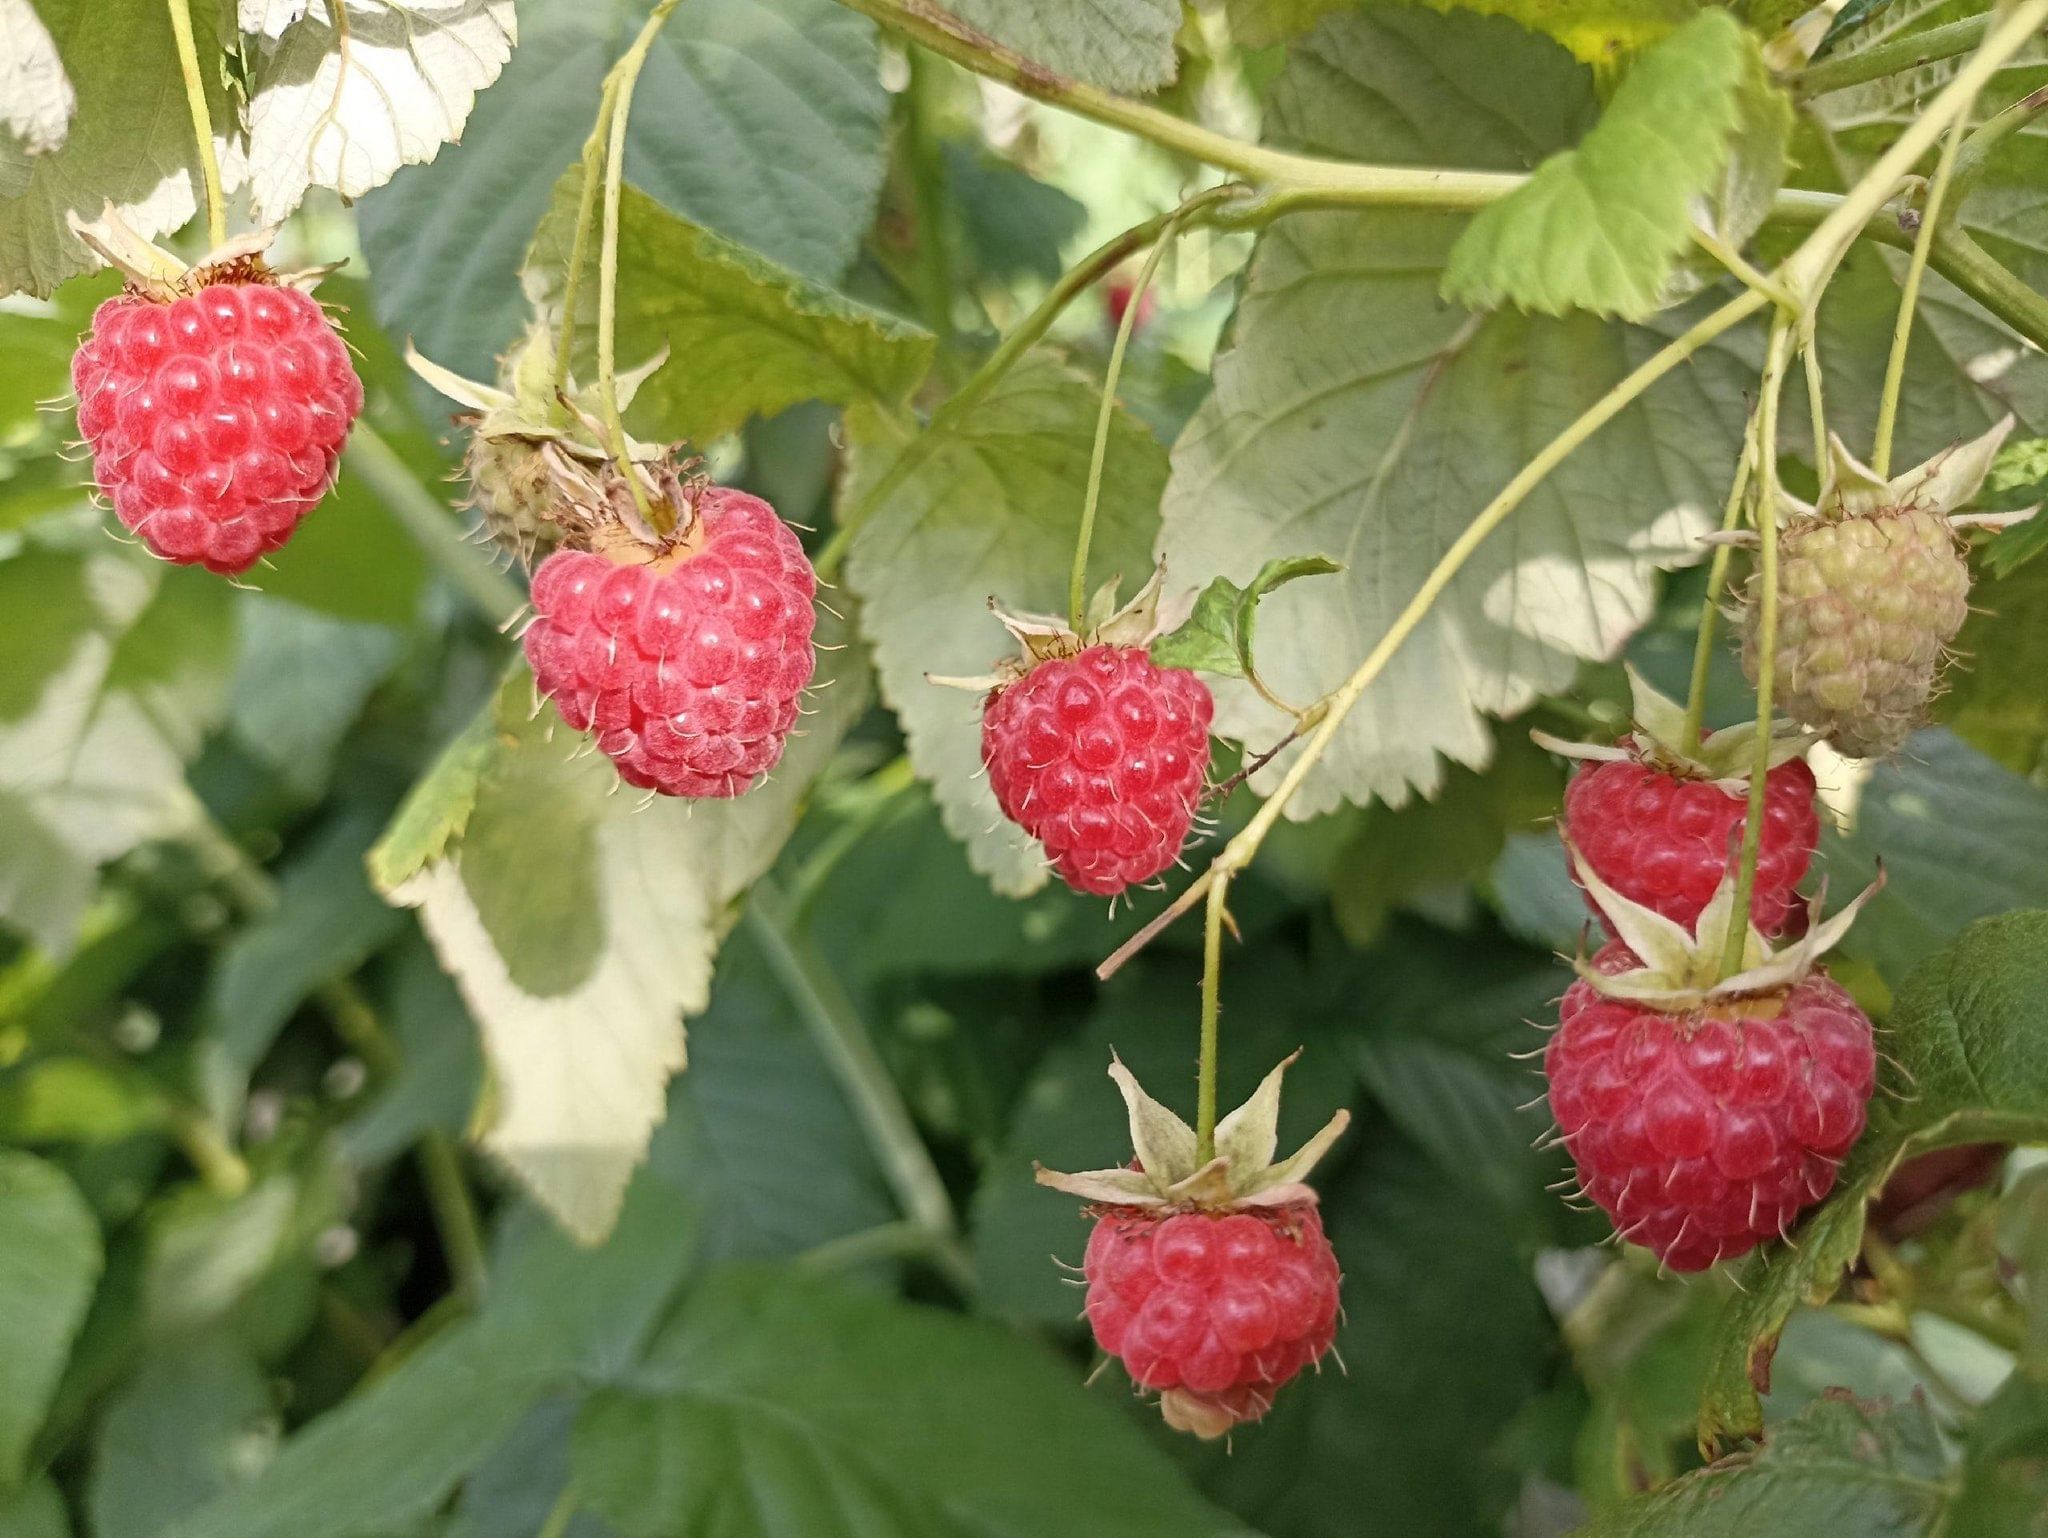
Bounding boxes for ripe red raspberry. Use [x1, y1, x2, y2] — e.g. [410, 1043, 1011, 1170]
[1082, 1203, 1340, 1434]
[72, 281, 362, 575]
[1545, 941, 1874, 1272]
[522, 488, 816, 798]
[1563, 748, 1819, 936]
[982, 646, 1212, 896]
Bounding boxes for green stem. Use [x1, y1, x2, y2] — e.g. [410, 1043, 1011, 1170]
[1950, 83, 2048, 205]
[170, 1105, 251, 1195]
[1873, 110, 1976, 477]
[536, 1490, 578, 1538]
[165, 0, 226, 247]
[1720, 318, 1795, 975]
[594, 0, 685, 532]
[743, 879, 975, 1294]
[1068, 191, 1219, 629]
[1194, 868, 1229, 1163]
[813, 191, 1249, 585]
[904, 49, 960, 355]
[1101, 286, 1771, 978]
[342, 427, 526, 624]
[1680, 434, 1754, 755]
[1800, 317, 1828, 471]
[1790, 13, 1993, 100]
[799, 1217, 947, 1273]
[552, 95, 616, 400]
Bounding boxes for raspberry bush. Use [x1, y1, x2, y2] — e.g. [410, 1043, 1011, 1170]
[3, 2, 2048, 1536]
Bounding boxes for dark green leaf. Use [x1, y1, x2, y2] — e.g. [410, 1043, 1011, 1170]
[0, 1152, 101, 1486]
[88, 1335, 277, 1538]
[572, 1266, 1251, 1538]
[226, 598, 404, 800]
[936, 0, 1180, 91]
[0, 1478, 69, 1538]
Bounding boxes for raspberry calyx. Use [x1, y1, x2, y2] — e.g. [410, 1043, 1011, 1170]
[1037, 1054, 1349, 1438]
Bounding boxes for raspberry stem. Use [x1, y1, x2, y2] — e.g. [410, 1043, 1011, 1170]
[164, 0, 226, 247]
[551, 92, 616, 402]
[1068, 188, 1230, 631]
[1680, 423, 1754, 757]
[1720, 317, 1796, 975]
[1873, 107, 1975, 478]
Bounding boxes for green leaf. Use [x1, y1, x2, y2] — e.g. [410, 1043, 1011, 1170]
[1823, 729, 2048, 985]
[944, 145, 1088, 287]
[368, 696, 505, 896]
[0, 1479, 69, 1538]
[571, 1266, 1250, 1538]
[0, 1152, 101, 1486]
[843, 354, 1164, 894]
[388, 618, 873, 1242]
[935, 0, 1180, 91]
[140, 1171, 333, 1354]
[1947, 546, 2048, 771]
[226, 598, 404, 800]
[205, 809, 409, 1102]
[0, 0, 234, 296]
[1327, 730, 1562, 944]
[237, 0, 515, 225]
[88, 1335, 277, 1538]
[1224, 0, 1702, 64]
[356, 0, 888, 385]
[1443, 11, 1759, 319]
[1698, 910, 2048, 1446]
[1949, 1367, 2048, 1529]
[0, 1059, 168, 1145]
[1579, 1393, 1950, 1536]
[0, 554, 231, 955]
[338, 938, 485, 1167]
[1159, 8, 1752, 820]
[1150, 555, 1341, 681]
[526, 176, 934, 446]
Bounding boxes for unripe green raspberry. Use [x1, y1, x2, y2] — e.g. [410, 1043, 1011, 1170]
[464, 428, 561, 563]
[1744, 508, 1970, 758]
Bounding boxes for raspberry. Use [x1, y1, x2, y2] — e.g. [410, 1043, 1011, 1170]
[467, 429, 561, 563]
[1082, 1203, 1341, 1435]
[1746, 508, 1971, 759]
[522, 487, 817, 798]
[982, 646, 1213, 896]
[72, 281, 362, 575]
[1562, 746, 1819, 937]
[1546, 941, 1874, 1272]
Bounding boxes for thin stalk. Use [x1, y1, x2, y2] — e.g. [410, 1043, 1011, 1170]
[1068, 195, 1201, 629]
[170, 1105, 251, 1195]
[813, 189, 1249, 585]
[904, 49, 960, 355]
[342, 426, 526, 624]
[1950, 83, 2048, 204]
[1194, 868, 1229, 1163]
[165, 0, 226, 247]
[1680, 436, 1755, 755]
[1100, 286, 1770, 978]
[536, 1491, 578, 1538]
[552, 94, 617, 399]
[1800, 320, 1828, 472]
[595, 0, 687, 532]
[1790, 13, 1994, 99]
[1692, 225, 1796, 312]
[799, 1217, 946, 1273]
[1720, 319, 1796, 974]
[744, 879, 975, 1294]
[1874, 109, 1975, 476]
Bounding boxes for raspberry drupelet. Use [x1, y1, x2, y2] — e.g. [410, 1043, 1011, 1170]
[73, 280, 362, 575]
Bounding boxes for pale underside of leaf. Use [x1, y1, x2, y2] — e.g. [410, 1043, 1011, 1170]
[0, 0, 75, 156]
[239, 0, 517, 226]
[1158, 9, 1754, 820]
[239, 0, 312, 37]
[843, 355, 1162, 894]
[389, 618, 873, 1243]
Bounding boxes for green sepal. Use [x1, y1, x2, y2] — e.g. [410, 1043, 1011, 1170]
[1150, 555, 1341, 680]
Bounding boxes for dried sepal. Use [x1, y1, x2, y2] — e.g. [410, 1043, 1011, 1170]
[1814, 416, 2015, 523]
[67, 204, 334, 297]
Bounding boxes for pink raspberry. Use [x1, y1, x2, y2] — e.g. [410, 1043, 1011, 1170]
[1082, 1203, 1341, 1435]
[522, 487, 817, 798]
[72, 281, 362, 575]
[1545, 941, 1875, 1272]
[1562, 747, 1819, 936]
[981, 645, 1212, 896]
